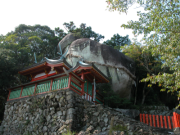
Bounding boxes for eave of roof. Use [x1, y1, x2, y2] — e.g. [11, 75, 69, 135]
[19, 58, 72, 74]
[71, 62, 110, 83]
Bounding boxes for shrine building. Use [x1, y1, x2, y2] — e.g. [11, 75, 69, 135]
[7, 57, 109, 104]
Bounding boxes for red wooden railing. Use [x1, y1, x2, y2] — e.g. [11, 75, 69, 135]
[7, 73, 83, 101]
[7, 72, 104, 104]
[140, 112, 180, 129]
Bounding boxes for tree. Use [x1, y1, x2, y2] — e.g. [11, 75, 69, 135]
[121, 40, 177, 107]
[103, 34, 131, 51]
[121, 41, 160, 105]
[0, 46, 19, 122]
[63, 22, 105, 42]
[108, 0, 180, 107]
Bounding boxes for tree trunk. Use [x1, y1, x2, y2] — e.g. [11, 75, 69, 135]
[134, 77, 139, 105]
[141, 82, 151, 105]
[141, 95, 146, 105]
[141, 82, 147, 105]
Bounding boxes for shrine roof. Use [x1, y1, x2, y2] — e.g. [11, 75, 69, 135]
[70, 61, 110, 83]
[19, 57, 72, 75]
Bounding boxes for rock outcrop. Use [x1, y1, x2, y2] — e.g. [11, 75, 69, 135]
[57, 33, 136, 99]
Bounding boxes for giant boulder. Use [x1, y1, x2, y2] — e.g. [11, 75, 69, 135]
[58, 33, 136, 99]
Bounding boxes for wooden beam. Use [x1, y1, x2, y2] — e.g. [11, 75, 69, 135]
[20, 86, 23, 97]
[33, 83, 37, 95]
[85, 74, 92, 82]
[68, 74, 72, 88]
[19, 63, 46, 74]
[49, 79, 53, 91]
[81, 71, 85, 95]
[7, 90, 11, 101]
[73, 66, 92, 72]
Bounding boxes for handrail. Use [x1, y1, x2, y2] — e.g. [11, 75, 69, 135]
[139, 112, 180, 130]
[7, 72, 104, 105]
[8, 74, 68, 90]
[7, 75, 71, 101]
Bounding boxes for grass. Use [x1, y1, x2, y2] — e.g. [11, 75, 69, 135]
[62, 129, 76, 135]
[109, 117, 128, 135]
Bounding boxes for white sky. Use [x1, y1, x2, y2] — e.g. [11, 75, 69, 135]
[0, 0, 143, 42]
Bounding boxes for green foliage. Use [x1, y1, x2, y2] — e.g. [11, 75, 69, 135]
[103, 34, 131, 51]
[109, 117, 128, 135]
[63, 21, 105, 42]
[62, 130, 76, 135]
[121, 40, 177, 107]
[108, 0, 180, 107]
[0, 46, 19, 122]
[112, 124, 127, 132]
[97, 83, 136, 108]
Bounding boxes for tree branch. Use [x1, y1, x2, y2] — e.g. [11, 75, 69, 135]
[137, 59, 152, 73]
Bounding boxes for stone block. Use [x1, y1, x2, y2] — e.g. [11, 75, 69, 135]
[67, 108, 75, 115]
[104, 117, 108, 124]
[174, 127, 180, 134]
[93, 112, 99, 116]
[66, 114, 73, 119]
[66, 95, 73, 100]
[46, 115, 51, 122]
[102, 127, 107, 132]
[63, 111, 66, 115]
[67, 103, 73, 108]
[66, 90, 73, 95]
[43, 126, 47, 132]
[57, 111, 63, 116]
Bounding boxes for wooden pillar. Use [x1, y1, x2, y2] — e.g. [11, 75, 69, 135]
[20, 86, 23, 97]
[7, 90, 11, 101]
[156, 115, 160, 128]
[81, 71, 85, 96]
[164, 116, 168, 129]
[173, 112, 178, 128]
[68, 74, 71, 89]
[87, 81, 88, 100]
[160, 115, 163, 128]
[149, 114, 152, 126]
[140, 114, 142, 122]
[49, 79, 53, 91]
[172, 116, 175, 128]
[178, 113, 180, 127]
[153, 115, 156, 127]
[68, 74, 71, 88]
[173, 113, 180, 134]
[143, 114, 145, 123]
[167, 116, 172, 129]
[33, 83, 37, 95]
[146, 114, 149, 125]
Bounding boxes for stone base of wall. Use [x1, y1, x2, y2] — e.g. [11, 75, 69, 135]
[1, 89, 83, 135]
[1, 89, 173, 135]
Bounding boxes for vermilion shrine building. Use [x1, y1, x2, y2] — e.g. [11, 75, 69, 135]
[7, 58, 109, 104]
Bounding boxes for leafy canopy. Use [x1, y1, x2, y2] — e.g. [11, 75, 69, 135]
[63, 21, 105, 42]
[103, 34, 131, 51]
[108, 0, 180, 105]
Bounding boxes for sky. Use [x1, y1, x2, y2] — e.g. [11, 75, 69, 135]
[0, 0, 143, 42]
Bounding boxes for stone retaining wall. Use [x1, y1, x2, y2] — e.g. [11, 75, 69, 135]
[1, 89, 171, 135]
[1, 89, 79, 135]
